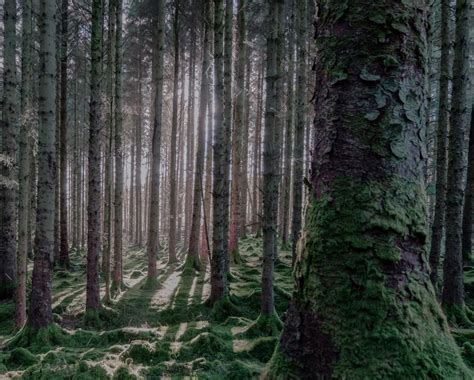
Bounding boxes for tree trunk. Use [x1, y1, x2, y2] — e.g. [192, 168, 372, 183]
[135, 50, 143, 246]
[462, 110, 474, 264]
[281, 0, 294, 248]
[168, 0, 180, 264]
[16, 0, 33, 328]
[147, 0, 165, 286]
[59, 0, 70, 268]
[210, 0, 228, 303]
[129, 141, 135, 240]
[429, 0, 451, 288]
[261, 0, 283, 316]
[266, 1, 469, 377]
[187, 1, 210, 271]
[442, 0, 471, 313]
[112, 0, 124, 295]
[86, 0, 104, 318]
[252, 62, 263, 237]
[29, 0, 56, 329]
[0, 0, 18, 300]
[290, 0, 306, 263]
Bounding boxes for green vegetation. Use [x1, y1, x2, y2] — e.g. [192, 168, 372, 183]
[0, 237, 292, 378]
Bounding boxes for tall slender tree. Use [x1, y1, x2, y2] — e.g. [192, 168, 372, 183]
[86, 0, 104, 320]
[429, 0, 452, 287]
[442, 0, 471, 316]
[29, 0, 56, 330]
[187, 0, 210, 271]
[0, 0, 18, 300]
[59, 0, 70, 268]
[147, 0, 166, 286]
[168, 0, 180, 264]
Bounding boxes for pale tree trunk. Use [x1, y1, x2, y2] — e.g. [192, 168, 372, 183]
[168, 0, 180, 264]
[16, 0, 33, 328]
[229, 0, 246, 260]
[429, 0, 451, 287]
[187, 0, 210, 271]
[177, 52, 186, 243]
[112, 0, 124, 295]
[147, 0, 166, 286]
[261, 0, 283, 316]
[0, 0, 18, 300]
[29, 0, 56, 329]
[59, 0, 69, 268]
[281, 0, 294, 248]
[129, 141, 135, 240]
[290, 0, 306, 262]
[86, 0, 104, 319]
[210, 0, 229, 303]
[442, 0, 471, 315]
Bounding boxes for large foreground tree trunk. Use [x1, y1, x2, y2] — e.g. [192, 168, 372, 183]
[29, 0, 56, 330]
[266, 1, 468, 378]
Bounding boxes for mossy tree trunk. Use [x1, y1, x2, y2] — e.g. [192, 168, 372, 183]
[29, 0, 56, 330]
[86, 0, 104, 317]
[462, 110, 474, 264]
[187, 0, 210, 271]
[0, 0, 18, 301]
[429, 0, 452, 288]
[442, 0, 471, 313]
[266, 1, 469, 378]
[147, 0, 165, 287]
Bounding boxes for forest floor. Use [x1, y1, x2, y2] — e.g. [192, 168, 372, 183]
[0, 237, 293, 379]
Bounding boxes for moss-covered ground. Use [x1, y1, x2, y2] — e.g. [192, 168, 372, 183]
[0, 237, 293, 379]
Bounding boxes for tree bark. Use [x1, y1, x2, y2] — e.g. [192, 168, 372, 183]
[59, 0, 70, 268]
[168, 0, 180, 264]
[429, 0, 451, 287]
[442, 0, 471, 312]
[29, 0, 56, 329]
[0, 0, 18, 300]
[266, 1, 468, 377]
[86, 0, 104, 317]
[16, 0, 33, 328]
[187, 1, 210, 271]
[147, 0, 166, 286]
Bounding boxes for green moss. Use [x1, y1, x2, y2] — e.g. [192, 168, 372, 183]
[113, 365, 138, 379]
[6, 347, 38, 368]
[179, 332, 231, 361]
[236, 313, 283, 338]
[267, 177, 470, 378]
[121, 340, 170, 364]
[243, 337, 278, 363]
[129, 270, 143, 279]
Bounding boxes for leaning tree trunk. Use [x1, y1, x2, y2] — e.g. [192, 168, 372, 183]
[442, 0, 471, 315]
[429, 0, 452, 288]
[187, 0, 210, 271]
[16, 0, 33, 328]
[86, 0, 104, 320]
[265, 0, 469, 378]
[59, 0, 70, 268]
[210, 0, 228, 303]
[0, 0, 18, 301]
[147, 0, 165, 286]
[29, 0, 56, 330]
[168, 0, 180, 265]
